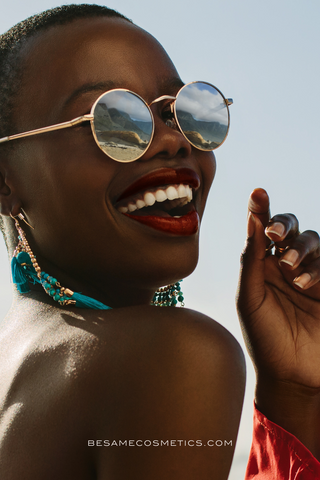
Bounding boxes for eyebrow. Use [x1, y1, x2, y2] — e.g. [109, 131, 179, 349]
[63, 80, 117, 108]
[159, 77, 185, 94]
[63, 77, 185, 109]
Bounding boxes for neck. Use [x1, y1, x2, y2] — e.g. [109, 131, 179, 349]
[9, 221, 183, 309]
[28, 264, 157, 309]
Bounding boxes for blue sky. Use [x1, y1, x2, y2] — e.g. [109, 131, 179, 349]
[1, 1, 320, 477]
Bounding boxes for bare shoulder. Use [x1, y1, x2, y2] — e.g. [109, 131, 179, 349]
[78, 306, 246, 480]
[0, 303, 245, 479]
[26, 303, 245, 384]
[70, 305, 246, 404]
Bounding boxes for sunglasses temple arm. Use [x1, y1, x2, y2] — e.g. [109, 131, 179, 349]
[150, 94, 233, 107]
[0, 114, 93, 144]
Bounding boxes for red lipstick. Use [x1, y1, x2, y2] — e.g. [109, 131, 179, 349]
[124, 210, 199, 236]
[116, 167, 201, 236]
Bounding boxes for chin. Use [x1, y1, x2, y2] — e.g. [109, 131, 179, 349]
[133, 238, 199, 289]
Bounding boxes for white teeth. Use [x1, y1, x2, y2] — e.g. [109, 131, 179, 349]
[166, 186, 179, 200]
[144, 192, 156, 206]
[118, 206, 129, 213]
[128, 203, 138, 212]
[136, 199, 146, 209]
[155, 190, 167, 202]
[117, 183, 194, 213]
[186, 185, 192, 201]
[178, 184, 187, 197]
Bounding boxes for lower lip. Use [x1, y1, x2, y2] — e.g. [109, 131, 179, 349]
[123, 210, 199, 236]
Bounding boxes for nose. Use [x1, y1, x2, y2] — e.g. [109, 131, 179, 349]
[139, 107, 193, 162]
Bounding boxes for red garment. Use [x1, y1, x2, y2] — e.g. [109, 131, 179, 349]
[245, 404, 320, 479]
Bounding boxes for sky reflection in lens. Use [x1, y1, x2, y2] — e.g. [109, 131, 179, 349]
[176, 83, 228, 123]
[93, 90, 153, 162]
[98, 90, 152, 123]
[175, 82, 229, 150]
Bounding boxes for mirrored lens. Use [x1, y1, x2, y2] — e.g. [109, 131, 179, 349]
[175, 82, 229, 150]
[92, 90, 153, 162]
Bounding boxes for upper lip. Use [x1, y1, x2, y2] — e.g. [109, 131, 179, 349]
[116, 167, 201, 203]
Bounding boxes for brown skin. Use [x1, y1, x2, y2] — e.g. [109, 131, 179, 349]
[2, 17, 215, 307]
[0, 299, 245, 480]
[238, 188, 320, 460]
[0, 18, 245, 480]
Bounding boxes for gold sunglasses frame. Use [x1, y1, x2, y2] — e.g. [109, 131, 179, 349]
[0, 81, 233, 163]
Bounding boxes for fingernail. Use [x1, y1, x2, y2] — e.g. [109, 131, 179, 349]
[279, 249, 299, 267]
[265, 222, 285, 238]
[247, 213, 255, 238]
[293, 273, 312, 289]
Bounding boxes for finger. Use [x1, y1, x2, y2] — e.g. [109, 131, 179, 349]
[237, 213, 267, 317]
[247, 188, 270, 228]
[279, 230, 320, 270]
[293, 256, 320, 290]
[265, 213, 299, 243]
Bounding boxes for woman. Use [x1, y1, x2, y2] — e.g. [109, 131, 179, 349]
[0, 5, 245, 479]
[0, 4, 319, 479]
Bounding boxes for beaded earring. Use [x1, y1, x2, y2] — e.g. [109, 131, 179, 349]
[10, 213, 185, 309]
[10, 213, 111, 309]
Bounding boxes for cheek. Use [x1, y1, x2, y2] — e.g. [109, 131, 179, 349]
[200, 151, 217, 212]
[207, 151, 217, 185]
[11, 140, 214, 287]
[13, 137, 118, 252]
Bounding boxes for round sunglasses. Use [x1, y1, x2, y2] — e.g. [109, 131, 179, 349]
[0, 81, 232, 163]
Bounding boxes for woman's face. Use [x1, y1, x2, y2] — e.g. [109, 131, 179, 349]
[8, 17, 216, 306]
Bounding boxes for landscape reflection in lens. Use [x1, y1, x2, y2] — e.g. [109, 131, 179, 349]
[175, 82, 229, 150]
[93, 90, 153, 162]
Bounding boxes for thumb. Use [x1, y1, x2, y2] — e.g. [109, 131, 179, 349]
[237, 213, 267, 318]
[248, 188, 270, 229]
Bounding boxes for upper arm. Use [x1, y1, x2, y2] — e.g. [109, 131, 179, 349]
[84, 307, 246, 480]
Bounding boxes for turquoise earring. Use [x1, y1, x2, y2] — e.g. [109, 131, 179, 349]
[10, 213, 111, 309]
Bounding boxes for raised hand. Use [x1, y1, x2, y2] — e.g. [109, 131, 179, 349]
[237, 188, 320, 458]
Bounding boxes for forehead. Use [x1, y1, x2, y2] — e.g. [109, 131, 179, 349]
[17, 17, 180, 127]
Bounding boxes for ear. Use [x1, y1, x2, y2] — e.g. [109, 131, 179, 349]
[0, 164, 22, 217]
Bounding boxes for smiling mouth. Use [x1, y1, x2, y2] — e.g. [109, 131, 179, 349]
[117, 183, 193, 216]
[115, 169, 200, 235]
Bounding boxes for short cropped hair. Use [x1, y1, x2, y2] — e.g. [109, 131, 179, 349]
[0, 4, 131, 139]
[0, 4, 132, 250]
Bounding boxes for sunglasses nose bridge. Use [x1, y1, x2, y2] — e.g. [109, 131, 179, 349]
[142, 110, 193, 161]
[149, 95, 176, 126]
[149, 94, 176, 107]
[149, 104, 181, 139]
[149, 95, 179, 132]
